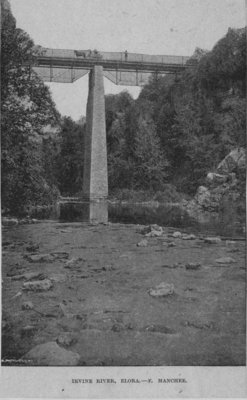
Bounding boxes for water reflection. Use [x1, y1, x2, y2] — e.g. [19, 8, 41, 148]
[30, 199, 244, 237]
[59, 200, 108, 223]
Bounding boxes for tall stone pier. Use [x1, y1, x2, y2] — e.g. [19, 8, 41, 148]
[83, 65, 108, 201]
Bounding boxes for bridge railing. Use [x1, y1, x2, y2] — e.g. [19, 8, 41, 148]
[36, 47, 191, 66]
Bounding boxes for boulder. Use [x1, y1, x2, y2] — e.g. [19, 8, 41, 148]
[140, 224, 163, 235]
[22, 279, 53, 292]
[21, 301, 34, 310]
[172, 231, 182, 238]
[148, 282, 174, 297]
[22, 342, 80, 366]
[206, 172, 228, 185]
[2, 217, 18, 226]
[137, 239, 148, 247]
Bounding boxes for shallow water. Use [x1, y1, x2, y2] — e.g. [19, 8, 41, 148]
[30, 200, 244, 238]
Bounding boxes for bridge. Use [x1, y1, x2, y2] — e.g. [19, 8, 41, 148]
[32, 47, 193, 202]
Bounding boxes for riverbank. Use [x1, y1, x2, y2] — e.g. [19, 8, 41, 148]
[2, 220, 245, 366]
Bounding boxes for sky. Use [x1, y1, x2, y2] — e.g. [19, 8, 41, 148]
[10, 0, 246, 120]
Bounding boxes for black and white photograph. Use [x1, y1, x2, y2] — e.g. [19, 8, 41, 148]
[1, 0, 246, 397]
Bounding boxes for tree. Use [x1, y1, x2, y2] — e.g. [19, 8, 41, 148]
[133, 119, 169, 190]
[56, 117, 85, 195]
[1, 0, 60, 214]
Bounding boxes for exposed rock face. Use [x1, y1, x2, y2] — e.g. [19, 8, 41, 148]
[217, 148, 245, 174]
[183, 148, 245, 223]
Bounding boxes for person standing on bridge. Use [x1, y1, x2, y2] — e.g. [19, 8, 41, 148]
[124, 50, 128, 61]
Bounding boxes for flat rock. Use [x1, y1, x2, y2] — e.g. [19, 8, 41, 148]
[168, 242, 176, 247]
[204, 237, 221, 244]
[25, 253, 54, 263]
[149, 282, 174, 297]
[22, 341, 80, 366]
[144, 324, 176, 334]
[225, 240, 236, 246]
[215, 257, 236, 264]
[51, 252, 69, 260]
[145, 230, 163, 237]
[64, 257, 83, 268]
[22, 279, 53, 292]
[137, 239, 148, 247]
[182, 234, 196, 240]
[161, 263, 182, 269]
[12, 272, 46, 281]
[50, 274, 66, 283]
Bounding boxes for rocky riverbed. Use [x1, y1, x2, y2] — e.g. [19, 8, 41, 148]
[1, 221, 246, 366]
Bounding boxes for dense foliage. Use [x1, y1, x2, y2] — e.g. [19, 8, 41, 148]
[56, 117, 85, 195]
[1, 0, 60, 215]
[106, 27, 246, 195]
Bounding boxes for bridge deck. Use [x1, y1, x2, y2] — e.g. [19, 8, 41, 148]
[32, 47, 193, 85]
